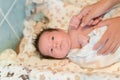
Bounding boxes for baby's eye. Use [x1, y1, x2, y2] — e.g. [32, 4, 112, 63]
[51, 48, 53, 53]
[51, 36, 54, 40]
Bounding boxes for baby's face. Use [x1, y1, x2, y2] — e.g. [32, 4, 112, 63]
[38, 29, 71, 58]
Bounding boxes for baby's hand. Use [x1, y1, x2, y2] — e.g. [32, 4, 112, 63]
[69, 11, 102, 30]
[69, 15, 80, 29]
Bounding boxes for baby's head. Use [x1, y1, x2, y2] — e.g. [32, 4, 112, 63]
[35, 28, 71, 59]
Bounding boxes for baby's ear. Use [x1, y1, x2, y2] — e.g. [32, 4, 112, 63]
[78, 34, 89, 47]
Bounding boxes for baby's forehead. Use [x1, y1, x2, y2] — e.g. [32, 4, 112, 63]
[38, 32, 49, 53]
[39, 28, 62, 41]
[40, 31, 50, 39]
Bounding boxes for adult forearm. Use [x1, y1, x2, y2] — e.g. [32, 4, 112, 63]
[117, 0, 120, 3]
[105, 0, 120, 7]
[110, 0, 120, 5]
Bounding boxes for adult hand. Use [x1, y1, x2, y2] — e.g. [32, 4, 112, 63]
[93, 17, 120, 55]
[69, 0, 118, 29]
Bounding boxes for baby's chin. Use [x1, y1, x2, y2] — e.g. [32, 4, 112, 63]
[54, 55, 66, 59]
[53, 52, 69, 59]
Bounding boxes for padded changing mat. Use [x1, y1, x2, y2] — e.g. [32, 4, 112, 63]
[0, 0, 120, 80]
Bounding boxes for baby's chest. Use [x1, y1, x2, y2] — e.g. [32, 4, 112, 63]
[69, 30, 81, 48]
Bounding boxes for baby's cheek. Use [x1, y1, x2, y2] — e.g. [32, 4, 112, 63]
[55, 52, 67, 58]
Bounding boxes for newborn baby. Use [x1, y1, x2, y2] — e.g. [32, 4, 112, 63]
[35, 25, 120, 68]
[35, 24, 93, 58]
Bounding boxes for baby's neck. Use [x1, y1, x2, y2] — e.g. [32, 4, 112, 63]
[68, 28, 90, 49]
[68, 30, 82, 49]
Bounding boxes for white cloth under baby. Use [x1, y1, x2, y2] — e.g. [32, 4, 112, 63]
[67, 26, 120, 69]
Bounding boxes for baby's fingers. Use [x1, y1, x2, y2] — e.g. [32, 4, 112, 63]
[69, 16, 80, 29]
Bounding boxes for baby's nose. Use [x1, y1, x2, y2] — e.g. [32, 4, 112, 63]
[54, 42, 59, 48]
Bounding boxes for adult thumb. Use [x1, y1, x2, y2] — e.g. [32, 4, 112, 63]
[95, 20, 108, 29]
[81, 14, 93, 27]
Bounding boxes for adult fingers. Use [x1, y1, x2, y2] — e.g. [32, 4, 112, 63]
[111, 34, 120, 53]
[78, 6, 93, 27]
[106, 40, 119, 54]
[97, 36, 113, 55]
[92, 17, 102, 25]
[81, 10, 106, 27]
[112, 41, 120, 53]
[87, 20, 94, 26]
[93, 19, 108, 29]
[93, 30, 109, 50]
[81, 13, 93, 27]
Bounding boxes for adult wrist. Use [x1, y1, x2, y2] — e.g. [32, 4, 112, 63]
[101, 0, 119, 12]
[107, 0, 119, 7]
